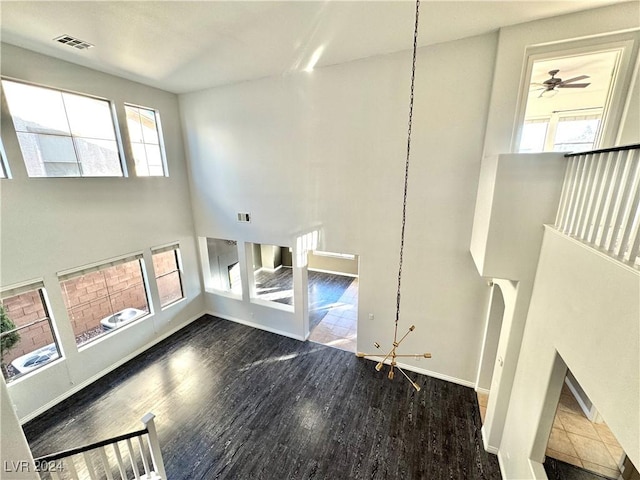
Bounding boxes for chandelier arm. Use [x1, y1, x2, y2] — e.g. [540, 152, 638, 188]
[394, 0, 420, 331]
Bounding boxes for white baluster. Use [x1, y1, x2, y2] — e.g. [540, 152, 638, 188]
[599, 150, 627, 249]
[82, 452, 98, 480]
[142, 412, 167, 480]
[138, 436, 151, 477]
[98, 446, 114, 480]
[126, 438, 141, 480]
[65, 455, 79, 480]
[607, 150, 635, 254]
[588, 151, 616, 244]
[112, 442, 128, 480]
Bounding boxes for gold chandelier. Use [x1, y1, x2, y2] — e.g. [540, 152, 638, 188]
[356, 0, 431, 392]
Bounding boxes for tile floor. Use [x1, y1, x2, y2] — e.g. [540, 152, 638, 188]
[477, 391, 488, 424]
[308, 278, 358, 352]
[546, 383, 624, 479]
[477, 386, 626, 479]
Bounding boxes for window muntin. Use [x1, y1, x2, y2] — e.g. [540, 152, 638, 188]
[125, 104, 167, 176]
[59, 256, 150, 347]
[1, 79, 123, 178]
[0, 284, 61, 382]
[152, 246, 184, 308]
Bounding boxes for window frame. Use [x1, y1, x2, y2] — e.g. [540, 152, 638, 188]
[124, 103, 169, 177]
[151, 244, 185, 308]
[58, 253, 152, 348]
[0, 139, 10, 179]
[0, 281, 62, 383]
[1, 77, 128, 178]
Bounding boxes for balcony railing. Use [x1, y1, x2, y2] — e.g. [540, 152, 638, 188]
[555, 144, 640, 267]
[33, 412, 166, 480]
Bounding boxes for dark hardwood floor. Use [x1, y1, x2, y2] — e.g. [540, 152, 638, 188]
[24, 315, 501, 479]
[544, 457, 613, 480]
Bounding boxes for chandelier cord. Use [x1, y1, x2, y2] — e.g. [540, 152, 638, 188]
[395, 0, 420, 328]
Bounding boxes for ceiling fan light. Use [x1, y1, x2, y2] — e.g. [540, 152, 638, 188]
[540, 88, 558, 98]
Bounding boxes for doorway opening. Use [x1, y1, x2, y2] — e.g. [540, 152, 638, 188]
[476, 282, 505, 424]
[544, 369, 636, 480]
[307, 251, 359, 352]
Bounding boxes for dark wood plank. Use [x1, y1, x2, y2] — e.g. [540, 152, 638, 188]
[24, 315, 501, 479]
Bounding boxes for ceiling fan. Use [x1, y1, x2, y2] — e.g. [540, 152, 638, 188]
[532, 69, 591, 97]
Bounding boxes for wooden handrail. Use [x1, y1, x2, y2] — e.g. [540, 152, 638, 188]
[564, 143, 640, 158]
[33, 428, 148, 463]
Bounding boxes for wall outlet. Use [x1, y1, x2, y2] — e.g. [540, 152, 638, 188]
[237, 212, 251, 223]
[368, 313, 374, 321]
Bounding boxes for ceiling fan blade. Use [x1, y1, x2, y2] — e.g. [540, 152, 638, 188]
[560, 75, 589, 84]
[558, 83, 591, 88]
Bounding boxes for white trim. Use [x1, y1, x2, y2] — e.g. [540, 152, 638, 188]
[57, 251, 145, 280]
[482, 425, 499, 454]
[475, 387, 491, 396]
[206, 310, 305, 341]
[308, 267, 358, 278]
[204, 288, 243, 301]
[260, 264, 283, 273]
[249, 297, 294, 313]
[0, 278, 45, 298]
[497, 450, 508, 479]
[356, 355, 476, 389]
[564, 376, 594, 421]
[18, 311, 204, 424]
[312, 251, 356, 260]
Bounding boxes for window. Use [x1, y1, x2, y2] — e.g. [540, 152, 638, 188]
[519, 119, 549, 153]
[0, 140, 8, 179]
[0, 283, 61, 382]
[2, 79, 124, 177]
[552, 115, 601, 152]
[152, 245, 184, 308]
[59, 255, 150, 347]
[124, 104, 167, 176]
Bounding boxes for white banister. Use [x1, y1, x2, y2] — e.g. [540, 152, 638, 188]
[34, 412, 167, 480]
[142, 412, 167, 480]
[556, 145, 640, 267]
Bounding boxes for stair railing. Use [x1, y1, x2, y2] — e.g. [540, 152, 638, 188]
[556, 144, 640, 267]
[33, 412, 166, 480]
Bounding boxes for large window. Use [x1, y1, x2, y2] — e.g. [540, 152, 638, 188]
[0, 283, 61, 382]
[152, 245, 184, 308]
[125, 104, 167, 176]
[2, 79, 123, 177]
[59, 255, 150, 347]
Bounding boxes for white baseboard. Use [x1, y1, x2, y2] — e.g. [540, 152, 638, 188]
[497, 449, 507, 479]
[356, 355, 476, 389]
[19, 311, 205, 424]
[482, 425, 499, 455]
[308, 267, 358, 278]
[476, 387, 491, 395]
[207, 310, 305, 341]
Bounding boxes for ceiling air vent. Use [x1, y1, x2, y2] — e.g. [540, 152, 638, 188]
[237, 213, 251, 223]
[53, 34, 94, 50]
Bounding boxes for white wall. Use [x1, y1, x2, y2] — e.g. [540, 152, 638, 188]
[0, 44, 203, 421]
[0, 379, 38, 479]
[498, 227, 640, 478]
[180, 32, 498, 384]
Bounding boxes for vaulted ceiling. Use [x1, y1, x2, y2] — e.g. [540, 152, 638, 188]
[0, 1, 628, 94]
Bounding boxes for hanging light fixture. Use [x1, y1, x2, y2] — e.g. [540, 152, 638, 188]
[356, 0, 431, 392]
